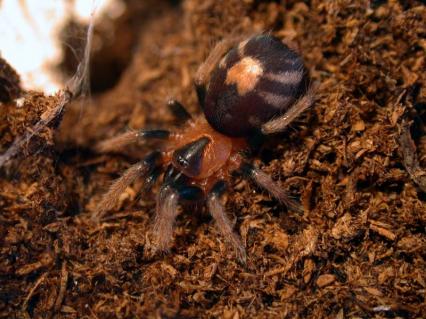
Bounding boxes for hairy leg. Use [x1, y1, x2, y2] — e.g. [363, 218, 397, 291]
[95, 129, 170, 153]
[95, 98, 190, 154]
[207, 181, 246, 263]
[141, 166, 162, 193]
[152, 185, 180, 252]
[242, 163, 303, 213]
[93, 151, 160, 220]
[261, 86, 315, 135]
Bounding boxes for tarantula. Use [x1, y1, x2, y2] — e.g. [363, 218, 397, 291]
[94, 34, 313, 262]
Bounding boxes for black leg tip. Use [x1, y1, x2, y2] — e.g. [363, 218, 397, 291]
[240, 163, 255, 177]
[210, 180, 227, 196]
[142, 151, 162, 167]
[139, 129, 170, 139]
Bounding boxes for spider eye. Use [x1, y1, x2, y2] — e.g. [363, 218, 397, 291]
[172, 137, 210, 177]
[178, 157, 188, 167]
[202, 35, 309, 137]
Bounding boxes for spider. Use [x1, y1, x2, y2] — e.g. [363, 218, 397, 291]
[94, 34, 314, 262]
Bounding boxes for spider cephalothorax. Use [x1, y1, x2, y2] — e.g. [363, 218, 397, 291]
[94, 34, 313, 262]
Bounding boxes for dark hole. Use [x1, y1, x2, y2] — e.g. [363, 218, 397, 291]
[135, 244, 145, 262]
[414, 102, 426, 123]
[80, 241, 89, 250]
[397, 251, 414, 264]
[39, 207, 58, 225]
[323, 151, 337, 164]
[261, 293, 274, 306]
[122, 259, 135, 271]
[204, 291, 221, 308]
[92, 273, 106, 286]
[0, 81, 11, 102]
[356, 178, 372, 191]
[332, 251, 349, 264]
[0, 287, 21, 303]
[378, 181, 405, 194]
[263, 244, 276, 254]
[371, 0, 388, 8]
[410, 116, 424, 140]
[27, 293, 40, 317]
[348, 229, 365, 246]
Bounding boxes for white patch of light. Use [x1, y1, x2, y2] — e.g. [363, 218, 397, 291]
[0, 0, 120, 94]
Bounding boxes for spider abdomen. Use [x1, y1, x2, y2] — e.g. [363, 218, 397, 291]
[203, 35, 309, 137]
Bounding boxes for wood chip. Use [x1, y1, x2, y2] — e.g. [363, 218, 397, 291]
[369, 223, 396, 241]
[316, 274, 336, 288]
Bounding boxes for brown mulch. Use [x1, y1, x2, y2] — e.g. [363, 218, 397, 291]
[1, 0, 425, 318]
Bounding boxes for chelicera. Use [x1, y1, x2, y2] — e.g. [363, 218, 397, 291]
[94, 34, 313, 262]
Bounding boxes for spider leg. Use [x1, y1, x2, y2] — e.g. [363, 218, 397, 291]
[152, 184, 180, 252]
[93, 151, 161, 221]
[207, 181, 246, 263]
[152, 165, 203, 252]
[95, 129, 170, 153]
[241, 163, 303, 213]
[167, 99, 192, 122]
[141, 166, 162, 193]
[261, 86, 315, 135]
